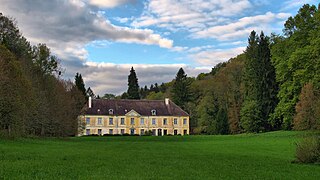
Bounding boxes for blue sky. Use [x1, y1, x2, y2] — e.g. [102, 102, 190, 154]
[0, 0, 318, 95]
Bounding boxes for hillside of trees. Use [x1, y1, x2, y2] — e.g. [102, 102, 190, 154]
[118, 4, 320, 134]
[1, 3, 319, 137]
[0, 13, 86, 137]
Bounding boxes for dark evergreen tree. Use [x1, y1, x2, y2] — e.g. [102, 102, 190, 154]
[127, 67, 140, 99]
[154, 83, 160, 93]
[160, 83, 166, 93]
[172, 68, 191, 109]
[75, 73, 86, 98]
[240, 31, 278, 132]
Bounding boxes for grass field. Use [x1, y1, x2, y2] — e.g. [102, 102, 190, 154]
[0, 131, 319, 179]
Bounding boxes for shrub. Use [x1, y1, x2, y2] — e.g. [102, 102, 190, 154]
[122, 133, 130, 136]
[294, 136, 320, 164]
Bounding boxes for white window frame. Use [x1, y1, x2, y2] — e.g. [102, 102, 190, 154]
[140, 118, 144, 125]
[98, 129, 102, 135]
[183, 118, 187, 125]
[109, 129, 113, 135]
[152, 118, 156, 125]
[163, 118, 167, 125]
[121, 129, 125, 134]
[130, 118, 135, 125]
[109, 118, 113, 125]
[174, 118, 178, 125]
[86, 117, 90, 125]
[151, 109, 156, 115]
[97, 117, 102, 125]
[120, 118, 125, 125]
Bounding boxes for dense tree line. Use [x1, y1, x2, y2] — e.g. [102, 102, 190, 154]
[0, 13, 85, 137]
[124, 3, 319, 134]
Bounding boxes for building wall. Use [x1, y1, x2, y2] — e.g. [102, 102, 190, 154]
[79, 115, 189, 136]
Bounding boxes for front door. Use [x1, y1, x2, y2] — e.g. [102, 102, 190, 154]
[158, 129, 162, 136]
[130, 128, 135, 135]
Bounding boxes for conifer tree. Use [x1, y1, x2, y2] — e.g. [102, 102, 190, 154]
[75, 73, 86, 98]
[172, 68, 191, 108]
[127, 67, 140, 99]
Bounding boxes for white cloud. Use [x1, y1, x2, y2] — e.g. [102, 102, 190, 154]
[132, 0, 252, 32]
[194, 12, 291, 40]
[280, 0, 318, 11]
[87, 0, 135, 8]
[190, 47, 246, 66]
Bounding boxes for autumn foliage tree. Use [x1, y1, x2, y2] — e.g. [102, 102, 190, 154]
[293, 83, 320, 130]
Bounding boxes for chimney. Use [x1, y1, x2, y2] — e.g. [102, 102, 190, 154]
[88, 96, 92, 108]
[165, 98, 170, 105]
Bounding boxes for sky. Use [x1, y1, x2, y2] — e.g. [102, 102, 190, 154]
[0, 0, 318, 95]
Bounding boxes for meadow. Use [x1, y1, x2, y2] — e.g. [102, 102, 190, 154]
[0, 131, 319, 179]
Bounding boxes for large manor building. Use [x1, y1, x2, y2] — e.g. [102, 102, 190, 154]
[79, 98, 189, 136]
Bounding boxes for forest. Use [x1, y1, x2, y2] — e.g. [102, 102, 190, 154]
[119, 4, 320, 134]
[0, 3, 319, 137]
[0, 13, 85, 137]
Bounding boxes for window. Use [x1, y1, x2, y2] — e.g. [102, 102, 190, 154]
[152, 129, 156, 136]
[120, 118, 125, 125]
[184, 130, 187, 135]
[140, 118, 144, 125]
[98, 129, 102, 135]
[163, 118, 167, 125]
[152, 118, 156, 125]
[97, 117, 102, 125]
[174, 118, 178, 125]
[140, 129, 144, 135]
[130, 118, 135, 125]
[109, 109, 114, 115]
[151, 109, 156, 115]
[86, 129, 90, 135]
[130, 129, 135, 135]
[109, 118, 113, 125]
[163, 129, 167, 135]
[86, 117, 90, 125]
[109, 129, 113, 135]
[174, 130, 178, 135]
[183, 118, 187, 125]
[121, 129, 125, 134]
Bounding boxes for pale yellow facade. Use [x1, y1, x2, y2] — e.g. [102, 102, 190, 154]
[79, 111, 189, 136]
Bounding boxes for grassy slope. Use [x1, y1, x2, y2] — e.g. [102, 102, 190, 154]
[0, 131, 319, 179]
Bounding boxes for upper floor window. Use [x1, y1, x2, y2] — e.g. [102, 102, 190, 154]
[151, 109, 156, 115]
[120, 118, 125, 125]
[86, 117, 90, 124]
[163, 118, 167, 125]
[97, 117, 102, 125]
[174, 118, 178, 125]
[152, 118, 156, 125]
[109, 118, 113, 125]
[183, 118, 187, 125]
[130, 118, 135, 125]
[109, 109, 114, 115]
[140, 118, 145, 125]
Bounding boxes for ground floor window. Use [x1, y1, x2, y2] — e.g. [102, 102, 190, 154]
[184, 130, 187, 135]
[152, 129, 156, 136]
[86, 129, 90, 135]
[109, 129, 113, 135]
[98, 129, 102, 135]
[174, 130, 178, 135]
[163, 129, 167, 135]
[121, 129, 125, 134]
[158, 129, 162, 136]
[140, 129, 144, 135]
[130, 129, 135, 135]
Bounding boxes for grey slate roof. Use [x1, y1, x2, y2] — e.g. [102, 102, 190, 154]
[85, 99, 189, 116]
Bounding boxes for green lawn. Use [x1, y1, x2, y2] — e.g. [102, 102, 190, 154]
[0, 131, 319, 179]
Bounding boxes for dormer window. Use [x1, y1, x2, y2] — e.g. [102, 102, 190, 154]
[109, 109, 114, 115]
[151, 109, 156, 116]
